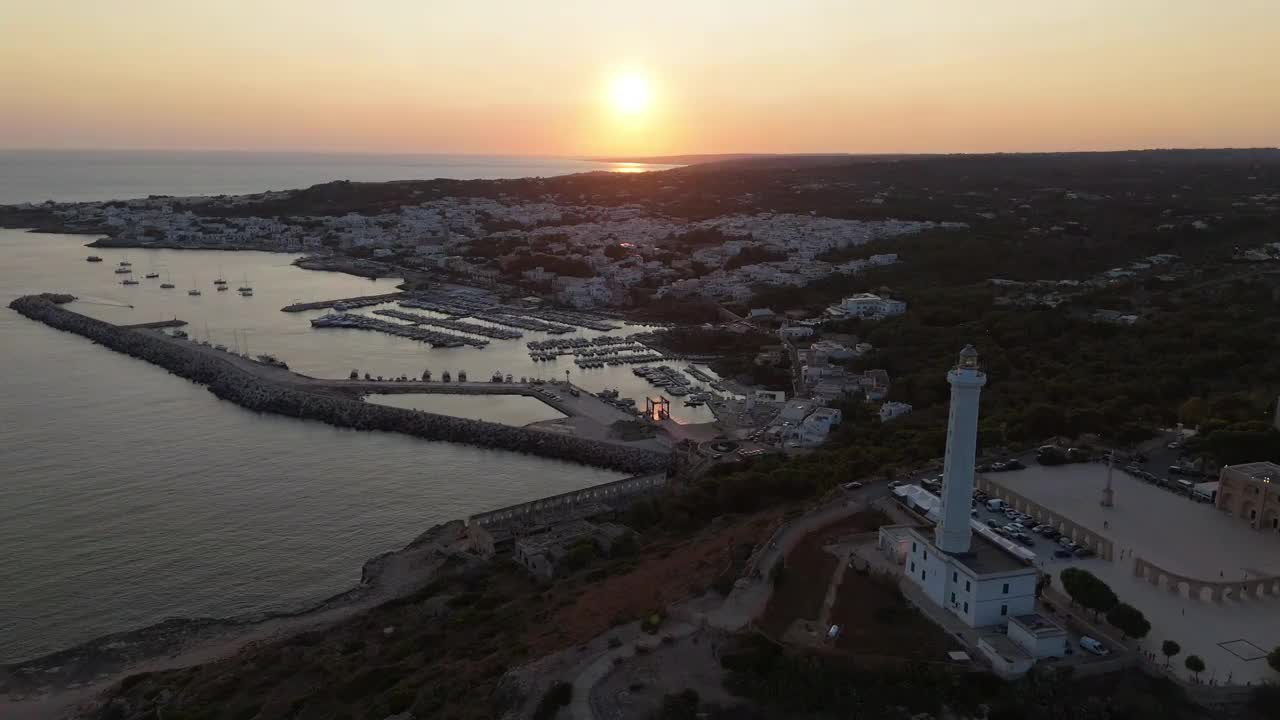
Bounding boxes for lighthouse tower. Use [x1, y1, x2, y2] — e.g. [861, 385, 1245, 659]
[935, 345, 988, 554]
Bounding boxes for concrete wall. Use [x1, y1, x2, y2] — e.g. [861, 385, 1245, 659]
[1008, 621, 1067, 658]
[468, 472, 666, 529]
[976, 476, 1115, 561]
[968, 572, 1036, 627]
[1132, 555, 1280, 603]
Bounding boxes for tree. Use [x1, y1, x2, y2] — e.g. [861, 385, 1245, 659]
[1106, 602, 1151, 640]
[1184, 655, 1205, 682]
[1178, 397, 1208, 427]
[1268, 645, 1280, 674]
[1161, 640, 1181, 669]
[1060, 568, 1119, 619]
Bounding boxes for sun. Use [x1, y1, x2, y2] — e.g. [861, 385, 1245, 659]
[609, 72, 651, 115]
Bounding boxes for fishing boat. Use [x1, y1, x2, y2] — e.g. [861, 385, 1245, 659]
[86, 255, 103, 262]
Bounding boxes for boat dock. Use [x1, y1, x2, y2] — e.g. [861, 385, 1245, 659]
[310, 313, 488, 348]
[281, 292, 405, 313]
[372, 308, 523, 340]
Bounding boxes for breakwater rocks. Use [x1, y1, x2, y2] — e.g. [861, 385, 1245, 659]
[9, 294, 671, 474]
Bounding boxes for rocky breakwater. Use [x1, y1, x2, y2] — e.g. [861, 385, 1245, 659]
[9, 294, 671, 474]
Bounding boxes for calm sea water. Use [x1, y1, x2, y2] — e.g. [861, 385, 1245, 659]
[0, 152, 688, 663]
[0, 230, 666, 664]
[0, 149, 675, 205]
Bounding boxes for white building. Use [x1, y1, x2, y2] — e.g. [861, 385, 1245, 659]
[779, 325, 815, 341]
[829, 293, 907, 319]
[879, 401, 913, 422]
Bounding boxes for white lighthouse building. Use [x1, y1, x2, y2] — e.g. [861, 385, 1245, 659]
[902, 346, 1040, 628]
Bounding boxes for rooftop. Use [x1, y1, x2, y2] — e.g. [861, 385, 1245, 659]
[514, 519, 598, 554]
[1225, 461, 1280, 483]
[949, 530, 1034, 576]
[1009, 613, 1067, 639]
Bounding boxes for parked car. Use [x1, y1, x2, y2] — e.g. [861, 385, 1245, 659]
[1014, 534, 1035, 547]
[1053, 549, 1073, 559]
[1041, 528, 1060, 539]
[986, 519, 1000, 529]
[1079, 637, 1110, 656]
[1073, 547, 1096, 558]
[1058, 537, 1076, 548]
[888, 480, 904, 489]
[843, 481, 864, 490]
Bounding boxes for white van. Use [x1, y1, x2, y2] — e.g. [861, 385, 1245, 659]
[986, 499, 1007, 512]
[1079, 637, 1110, 656]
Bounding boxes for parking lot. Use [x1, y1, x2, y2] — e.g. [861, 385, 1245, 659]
[907, 472, 1105, 569]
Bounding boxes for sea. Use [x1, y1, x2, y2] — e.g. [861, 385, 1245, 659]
[0, 151, 685, 664]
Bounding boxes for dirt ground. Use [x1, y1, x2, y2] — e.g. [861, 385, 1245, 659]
[522, 511, 781, 658]
[828, 570, 957, 659]
[589, 630, 741, 720]
[757, 510, 886, 639]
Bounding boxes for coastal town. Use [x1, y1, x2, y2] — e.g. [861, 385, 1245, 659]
[5, 150, 1280, 720]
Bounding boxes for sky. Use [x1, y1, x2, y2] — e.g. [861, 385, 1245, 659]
[2, 1, 1278, 156]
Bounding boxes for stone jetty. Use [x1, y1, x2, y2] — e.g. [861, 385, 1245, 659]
[280, 292, 405, 313]
[10, 294, 671, 474]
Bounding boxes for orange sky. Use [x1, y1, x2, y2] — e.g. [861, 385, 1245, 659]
[2, 1, 1278, 156]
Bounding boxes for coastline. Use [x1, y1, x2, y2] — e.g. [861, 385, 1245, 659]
[8, 294, 670, 474]
[0, 520, 470, 715]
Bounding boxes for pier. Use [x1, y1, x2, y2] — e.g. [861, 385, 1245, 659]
[280, 292, 405, 313]
[119, 319, 189, 330]
[9, 293, 671, 473]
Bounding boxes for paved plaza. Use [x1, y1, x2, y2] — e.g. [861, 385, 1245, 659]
[990, 464, 1280, 685]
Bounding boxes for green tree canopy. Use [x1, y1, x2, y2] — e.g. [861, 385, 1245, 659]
[1161, 640, 1182, 669]
[1184, 655, 1205, 681]
[1106, 602, 1151, 640]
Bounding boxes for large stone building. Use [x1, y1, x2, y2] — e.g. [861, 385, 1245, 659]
[1216, 461, 1280, 532]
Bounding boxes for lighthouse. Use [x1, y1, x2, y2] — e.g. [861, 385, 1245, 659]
[935, 345, 987, 554]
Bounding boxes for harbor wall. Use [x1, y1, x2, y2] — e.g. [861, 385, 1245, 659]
[9, 294, 671, 474]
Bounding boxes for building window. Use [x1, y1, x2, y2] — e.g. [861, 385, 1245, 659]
[922, 570, 927, 581]
[912, 541, 917, 553]
[965, 580, 971, 592]
[964, 601, 969, 613]
[1001, 604, 1008, 616]
[952, 571, 958, 582]
[950, 592, 956, 603]
[910, 561, 915, 572]
[1002, 583, 1009, 594]
[924, 551, 928, 560]
[1250, 509, 1258, 520]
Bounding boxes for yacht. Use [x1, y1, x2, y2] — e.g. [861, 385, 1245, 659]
[239, 288, 254, 296]
[145, 272, 160, 279]
[188, 288, 202, 296]
[237, 275, 253, 293]
[118, 258, 132, 267]
[86, 255, 103, 262]
[213, 268, 227, 286]
[121, 277, 140, 285]
[216, 284, 229, 291]
[160, 271, 175, 289]
[114, 266, 131, 274]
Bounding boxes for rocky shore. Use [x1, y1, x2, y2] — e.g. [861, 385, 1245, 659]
[9, 293, 671, 474]
[0, 521, 469, 704]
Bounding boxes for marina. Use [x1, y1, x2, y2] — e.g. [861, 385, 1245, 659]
[310, 312, 487, 348]
[372, 307, 523, 340]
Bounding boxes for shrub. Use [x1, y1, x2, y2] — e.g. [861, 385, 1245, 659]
[532, 681, 573, 720]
